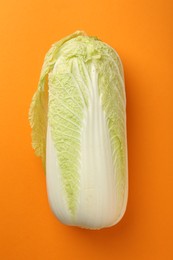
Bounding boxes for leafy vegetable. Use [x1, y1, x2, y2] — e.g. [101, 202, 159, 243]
[29, 31, 128, 229]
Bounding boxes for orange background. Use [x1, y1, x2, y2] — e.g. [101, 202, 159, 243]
[0, 0, 173, 259]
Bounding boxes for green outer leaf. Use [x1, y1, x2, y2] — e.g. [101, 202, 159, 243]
[28, 31, 86, 169]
